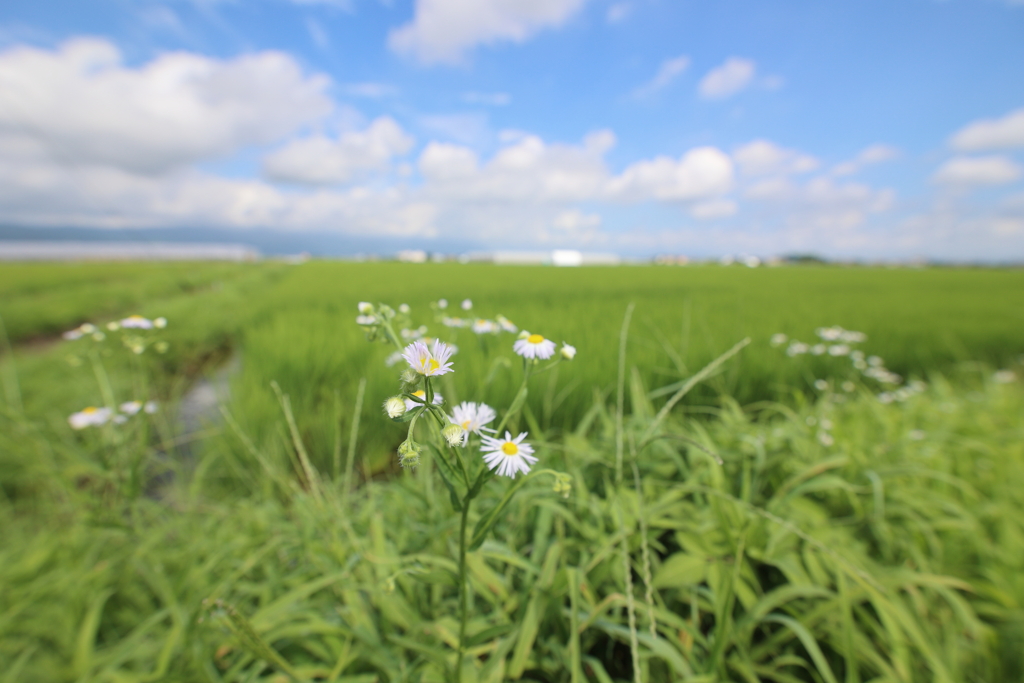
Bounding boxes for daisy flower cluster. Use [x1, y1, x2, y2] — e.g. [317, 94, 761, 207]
[68, 400, 158, 430]
[63, 315, 170, 356]
[514, 330, 576, 361]
[772, 326, 924, 403]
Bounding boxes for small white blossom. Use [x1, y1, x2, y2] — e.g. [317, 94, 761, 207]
[514, 333, 557, 360]
[358, 302, 374, 314]
[356, 315, 377, 326]
[461, 299, 473, 311]
[68, 406, 113, 430]
[814, 379, 828, 391]
[481, 431, 537, 478]
[120, 401, 143, 415]
[828, 344, 850, 356]
[770, 333, 788, 347]
[811, 344, 826, 356]
[472, 319, 499, 334]
[120, 315, 154, 329]
[438, 298, 448, 309]
[399, 303, 411, 314]
[144, 401, 158, 414]
[402, 339, 455, 376]
[154, 317, 167, 329]
[450, 402, 497, 445]
[442, 423, 466, 447]
[787, 342, 809, 356]
[384, 396, 407, 418]
[994, 369, 1017, 384]
[496, 315, 518, 333]
[560, 343, 576, 360]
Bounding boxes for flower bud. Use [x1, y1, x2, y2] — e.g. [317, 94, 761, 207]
[517, 329, 531, 340]
[154, 317, 167, 328]
[356, 315, 377, 326]
[442, 423, 465, 447]
[400, 369, 419, 386]
[106, 322, 119, 331]
[358, 301, 374, 314]
[560, 343, 576, 360]
[398, 303, 410, 314]
[398, 439, 421, 468]
[384, 396, 407, 419]
[438, 298, 448, 309]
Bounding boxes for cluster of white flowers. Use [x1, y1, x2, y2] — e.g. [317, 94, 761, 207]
[773, 326, 917, 400]
[63, 316, 169, 355]
[513, 331, 575, 361]
[68, 400, 158, 430]
[877, 380, 927, 404]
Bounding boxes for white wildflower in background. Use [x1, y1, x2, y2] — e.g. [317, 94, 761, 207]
[814, 379, 828, 391]
[384, 397, 407, 418]
[385, 350, 405, 367]
[514, 333, 557, 360]
[481, 431, 537, 478]
[820, 418, 833, 430]
[63, 328, 84, 340]
[356, 314, 377, 326]
[450, 402, 496, 445]
[107, 321, 120, 331]
[868, 355, 883, 367]
[787, 342, 809, 356]
[841, 330, 866, 343]
[842, 381, 856, 392]
[120, 315, 154, 329]
[994, 369, 1017, 384]
[496, 315, 518, 333]
[817, 326, 843, 341]
[68, 406, 113, 430]
[817, 430, 834, 447]
[560, 343, 577, 360]
[144, 401, 158, 414]
[878, 392, 894, 404]
[770, 333, 788, 346]
[120, 401, 143, 415]
[404, 390, 444, 411]
[442, 317, 468, 328]
[154, 317, 167, 328]
[399, 303, 411, 314]
[811, 344, 826, 356]
[402, 340, 455, 376]
[358, 302, 373, 314]
[828, 344, 850, 357]
[472, 319, 499, 334]
[461, 299, 472, 311]
[438, 299, 448, 309]
[517, 329, 531, 340]
[400, 326, 428, 341]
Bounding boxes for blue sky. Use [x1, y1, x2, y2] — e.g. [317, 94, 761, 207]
[1, 0, 1023, 259]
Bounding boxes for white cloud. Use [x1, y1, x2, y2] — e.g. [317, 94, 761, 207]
[0, 38, 333, 175]
[733, 140, 818, 177]
[698, 57, 756, 100]
[262, 117, 414, 185]
[607, 147, 734, 201]
[932, 155, 1023, 186]
[949, 107, 1024, 151]
[632, 55, 690, 98]
[831, 144, 899, 176]
[388, 0, 588, 65]
[690, 199, 738, 220]
[418, 112, 491, 146]
[418, 142, 480, 181]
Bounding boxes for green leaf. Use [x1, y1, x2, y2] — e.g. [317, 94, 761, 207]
[652, 552, 707, 589]
[424, 443, 464, 511]
[761, 614, 839, 683]
[392, 406, 423, 423]
[465, 622, 515, 647]
[469, 475, 531, 550]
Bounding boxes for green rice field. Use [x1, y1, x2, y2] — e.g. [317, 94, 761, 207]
[2, 261, 1023, 682]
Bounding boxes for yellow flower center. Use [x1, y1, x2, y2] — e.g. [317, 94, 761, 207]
[501, 442, 519, 456]
[428, 358, 440, 372]
[412, 390, 425, 399]
[83, 406, 98, 414]
[527, 334, 544, 344]
[461, 420, 471, 430]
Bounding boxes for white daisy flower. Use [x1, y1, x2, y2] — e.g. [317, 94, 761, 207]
[449, 401, 497, 445]
[787, 342, 809, 356]
[358, 302, 374, 314]
[402, 339, 455, 376]
[385, 350, 405, 367]
[120, 400, 143, 415]
[560, 343, 576, 360]
[154, 317, 168, 329]
[828, 344, 850, 356]
[770, 333, 788, 347]
[63, 328, 84, 340]
[68, 406, 113, 430]
[472, 319, 499, 334]
[514, 333, 557, 360]
[404, 390, 443, 412]
[438, 299, 448, 309]
[398, 303, 411, 314]
[356, 314, 377, 326]
[144, 401, 159, 414]
[461, 299, 473, 311]
[496, 315, 518, 333]
[120, 315, 154, 329]
[481, 431, 538, 478]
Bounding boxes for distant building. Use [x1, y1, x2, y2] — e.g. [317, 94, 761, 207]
[0, 241, 259, 261]
[472, 250, 621, 266]
[396, 249, 428, 263]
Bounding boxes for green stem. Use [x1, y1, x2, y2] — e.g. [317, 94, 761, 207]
[456, 497, 471, 683]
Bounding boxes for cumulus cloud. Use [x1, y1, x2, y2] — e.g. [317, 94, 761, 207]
[690, 199, 738, 220]
[932, 155, 1023, 186]
[0, 38, 333, 175]
[949, 107, 1024, 151]
[831, 144, 899, 176]
[698, 57, 756, 100]
[733, 140, 818, 177]
[608, 147, 734, 201]
[631, 55, 690, 98]
[262, 117, 414, 185]
[388, 0, 588, 65]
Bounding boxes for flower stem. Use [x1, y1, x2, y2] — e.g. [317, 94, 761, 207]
[455, 496, 471, 683]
